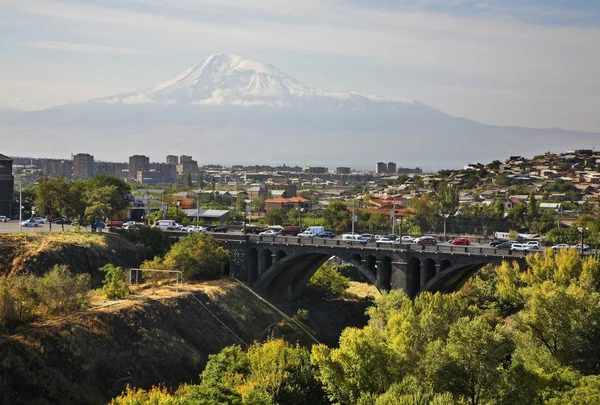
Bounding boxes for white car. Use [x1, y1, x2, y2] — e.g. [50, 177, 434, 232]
[377, 238, 395, 245]
[185, 225, 206, 233]
[573, 244, 591, 252]
[0, 216, 8, 222]
[551, 244, 570, 251]
[32, 217, 47, 224]
[400, 236, 415, 243]
[511, 243, 540, 252]
[259, 229, 279, 237]
[21, 219, 40, 227]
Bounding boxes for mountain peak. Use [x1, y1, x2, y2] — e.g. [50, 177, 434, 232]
[97, 53, 417, 107]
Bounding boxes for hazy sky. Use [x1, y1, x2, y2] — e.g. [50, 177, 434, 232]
[1, 0, 599, 132]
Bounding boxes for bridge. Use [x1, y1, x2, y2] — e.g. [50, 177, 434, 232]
[202, 234, 529, 301]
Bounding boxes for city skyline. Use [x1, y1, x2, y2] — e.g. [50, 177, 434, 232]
[1, 1, 599, 133]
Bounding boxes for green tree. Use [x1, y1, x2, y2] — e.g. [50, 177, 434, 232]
[99, 264, 130, 299]
[307, 263, 350, 296]
[35, 178, 69, 230]
[322, 200, 350, 232]
[162, 233, 230, 280]
[264, 208, 287, 226]
[37, 264, 90, 316]
[186, 173, 193, 188]
[236, 193, 246, 212]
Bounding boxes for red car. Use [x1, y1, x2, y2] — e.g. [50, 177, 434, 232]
[451, 238, 470, 246]
[105, 220, 124, 227]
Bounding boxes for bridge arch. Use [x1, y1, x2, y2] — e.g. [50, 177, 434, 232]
[249, 248, 259, 283]
[365, 255, 377, 279]
[423, 258, 437, 286]
[422, 262, 491, 294]
[262, 249, 273, 273]
[379, 256, 392, 291]
[407, 257, 421, 298]
[440, 259, 452, 272]
[255, 250, 379, 301]
[276, 250, 286, 261]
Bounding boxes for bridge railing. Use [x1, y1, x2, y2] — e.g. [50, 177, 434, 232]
[247, 235, 530, 257]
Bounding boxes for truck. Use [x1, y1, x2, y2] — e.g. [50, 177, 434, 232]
[298, 226, 325, 238]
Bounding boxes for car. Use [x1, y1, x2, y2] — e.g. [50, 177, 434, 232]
[415, 236, 437, 245]
[377, 237, 395, 245]
[385, 234, 399, 241]
[52, 217, 72, 224]
[451, 238, 470, 246]
[32, 217, 47, 224]
[319, 231, 336, 238]
[124, 221, 147, 229]
[280, 225, 303, 236]
[511, 243, 540, 252]
[21, 219, 39, 227]
[341, 234, 368, 245]
[211, 226, 229, 233]
[525, 241, 541, 248]
[361, 234, 376, 242]
[489, 239, 507, 247]
[298, 231, 315, 238]
[0, 216, 8, 222]
[105, 220, 124, 227]
[400, 236, 415, 243]
[551, 244, 571, 251]
[185, 225, 206, 233]
[244, 226, 262, 234]
[573, 243, 591, 252]
[496, 241, 515, 250]
[259, 229, 279, 237]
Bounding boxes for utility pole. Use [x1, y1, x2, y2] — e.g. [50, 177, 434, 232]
[196, 191, 200, 226]
[351, 198, 355, 236]
[18, 179, 22, 232]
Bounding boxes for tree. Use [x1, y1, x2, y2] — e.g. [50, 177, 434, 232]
[99, 264, 130, 299]
[86, 175, 131, 221]
[162, 233, 230, 280]
[264, 208, 287, 226]
[186, 173, 193, 188]
[37, 264, 90, 316]
[236, 193, 246, 212]
[322, 200, 351, 232]
[35, 178, 68, 230]
[527, 191, 539, 222]
[307, 263, 350, 297]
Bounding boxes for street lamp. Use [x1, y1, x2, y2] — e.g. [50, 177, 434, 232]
[578, 227, 589, 258]
[351, 199, 356, 236]
[399, 215, 403, 239]
[196, 191, 200, 226]
[175, 201, 181, 222]
[442, 214, 450, 239]
[17, 179, 22, 232]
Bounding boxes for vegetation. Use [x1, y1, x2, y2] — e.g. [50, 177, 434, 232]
[0, 264, 90, 328]
[113, 249, 600, 404]
[99, 264, 131, 300]
[307, 263, 351, 297]
[141, 233, 230, 280]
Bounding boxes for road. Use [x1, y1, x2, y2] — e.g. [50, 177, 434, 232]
[0, 221, 77, 233]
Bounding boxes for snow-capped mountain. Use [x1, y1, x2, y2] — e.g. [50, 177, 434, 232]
[2, 53, 599, 168]
[98, 53, 416, 108]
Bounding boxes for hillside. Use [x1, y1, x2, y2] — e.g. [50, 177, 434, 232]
[0, 232, 142, 280]
[0, 279, 371, 404]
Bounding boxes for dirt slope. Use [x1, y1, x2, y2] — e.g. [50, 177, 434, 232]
[0, 280, 322, 405]
[0, 233, 142, 279]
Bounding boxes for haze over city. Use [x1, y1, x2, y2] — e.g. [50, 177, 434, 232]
[1, 0, 599, 168]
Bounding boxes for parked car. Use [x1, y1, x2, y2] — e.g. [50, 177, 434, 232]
[280, 225, 303, 236]
[377, 238, 395, 245]
[245, 226, 262, 234]
[21, 219, 39, 227]
[0, 216, 9, 222]
[551, 244, 571, 251]
[259, 229, 279, 237]
[573, 243, 591, 252]
[415, 236, 437, 245]
[52, 217, 72, 224]
[400, 235, 415, 243]
[451, 238, 470, 246]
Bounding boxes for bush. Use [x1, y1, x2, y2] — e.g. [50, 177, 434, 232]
[307, 263, 350, 297]
[162, 233, 230, 280]
[37, 264, 91, 316]
[99, 264, 130, 300]
[117, 227, 172, 259]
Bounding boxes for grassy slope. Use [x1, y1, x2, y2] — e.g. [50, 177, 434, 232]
[0, 232, 142, 279]
[0, 280, 315, 405]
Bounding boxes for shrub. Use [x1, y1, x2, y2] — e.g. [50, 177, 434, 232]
[163, 233, 229, 280]
[37, 264, 91, 316]
[307, 263, 350, 297]
[99, 264, 131, 300]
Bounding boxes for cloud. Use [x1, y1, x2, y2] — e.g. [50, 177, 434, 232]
[25, 40, 148, 55]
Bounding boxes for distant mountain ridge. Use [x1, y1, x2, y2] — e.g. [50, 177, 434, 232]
[1, 53, 598, 168]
